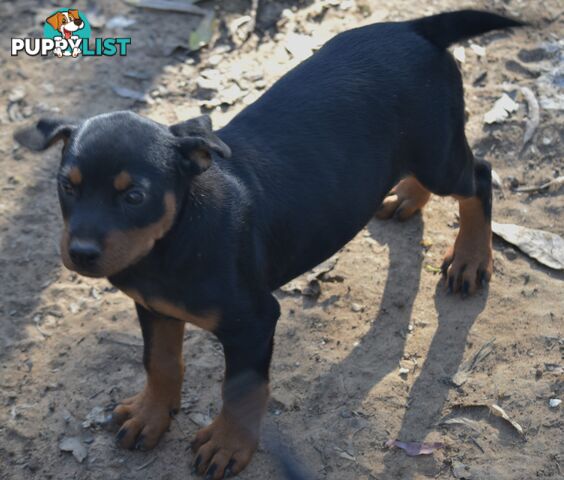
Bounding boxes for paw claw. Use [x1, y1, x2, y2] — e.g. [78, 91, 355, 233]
[134, 435, 145, 451]
[223, 459, 235, 478]
[115, 427, 127, 444]
[205, 464, 217, 480]
[441, 233, 492, 297]
[441, 261, 449, 276]
[393, 207, 405, 221]
[112, 388, 176, 451]
[461, 280, 470, 297]
[192, 414, 257, 479]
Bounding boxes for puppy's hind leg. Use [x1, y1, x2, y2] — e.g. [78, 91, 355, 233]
[376, 139, 493, 296]
[442, 158, 493, 296]
[375, 176, 431, 221]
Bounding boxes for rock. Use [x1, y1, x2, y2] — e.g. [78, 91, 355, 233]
[351, 303, 363, 312]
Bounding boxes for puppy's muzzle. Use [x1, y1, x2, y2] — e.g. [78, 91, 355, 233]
[69, 238, 101, 269]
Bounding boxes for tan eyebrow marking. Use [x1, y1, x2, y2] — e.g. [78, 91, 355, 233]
[68, 166, 82, 185]
[113, 171, 132, 191]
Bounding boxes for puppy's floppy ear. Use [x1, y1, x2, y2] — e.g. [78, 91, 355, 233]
[170, 115, 231, 175]
[14, 117, 76, 151]
[68, 9, 81, 21]
[46, 12, 64, 31]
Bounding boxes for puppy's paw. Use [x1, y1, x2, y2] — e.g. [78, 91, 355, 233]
[191, 413, 258, 479]
[442, 238, 493, 296]
[112, 388, 178, 450]
[376, 177, 430, 221]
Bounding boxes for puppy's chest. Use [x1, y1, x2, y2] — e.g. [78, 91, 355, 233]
[111, 277, 219, 332]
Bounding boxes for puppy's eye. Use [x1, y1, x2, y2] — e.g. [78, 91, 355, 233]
[62, 18, 67, 24]
[123, 189, 145, 205]
[60, 178, 75, 196]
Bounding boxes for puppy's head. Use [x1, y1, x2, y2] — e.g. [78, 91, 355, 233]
[46, 9, 84, 38]
[14, 112, 231, 278]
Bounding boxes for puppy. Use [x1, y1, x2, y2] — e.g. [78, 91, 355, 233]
[16, 10, 522, 479]
[46, 9, 84, 57]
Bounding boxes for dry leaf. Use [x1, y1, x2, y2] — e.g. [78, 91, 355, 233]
[484, 94, 518, 124]
[520, 86, 540, 147]
[385, 439, 444, 456]
[189, 11, 216, 51]
[188, 412, 213, 427]
[59, 436, 87, 463]
[285, 33, 318, 60]
[441, 417, 482, 433]
[453, 46, 465, 63]
[452, 338, 495, 387]
[111, 86, 152, 104]
[492, 222, 564, 270]
[489, 404, 524, 436]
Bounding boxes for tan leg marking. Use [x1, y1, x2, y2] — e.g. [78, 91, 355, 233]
[376, 176, 431, 221]
[442, 196, 493, 295]
[192, 383, 269, 479]
[113, 317, 185, 450]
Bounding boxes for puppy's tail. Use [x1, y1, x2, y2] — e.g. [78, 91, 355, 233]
[412, 10, 525, 49]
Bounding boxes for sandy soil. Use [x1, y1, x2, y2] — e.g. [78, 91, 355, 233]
[1, 1, 562, 479]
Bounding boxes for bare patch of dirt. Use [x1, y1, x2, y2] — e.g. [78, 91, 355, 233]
[1, 1, 562, 479]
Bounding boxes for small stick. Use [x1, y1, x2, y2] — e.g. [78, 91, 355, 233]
[520, 86, 540, 152]
[136, 456, 157, 471]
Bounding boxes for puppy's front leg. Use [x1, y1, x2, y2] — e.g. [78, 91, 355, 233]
[192, 305, 278, 479]
[113, 304, 185, 450]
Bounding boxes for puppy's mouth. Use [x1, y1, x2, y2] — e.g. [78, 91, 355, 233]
[61, 256, 105, 278]
[70, 266, 106, 278]
[63, 29, 72, 40]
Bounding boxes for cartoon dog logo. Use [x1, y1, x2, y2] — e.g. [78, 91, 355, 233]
[46, 9, 84, 57]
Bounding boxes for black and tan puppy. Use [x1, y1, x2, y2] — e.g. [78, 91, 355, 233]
[16, 10, 522, 479]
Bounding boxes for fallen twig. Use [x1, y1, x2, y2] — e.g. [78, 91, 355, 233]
[451, 338, 495, 387]
[514, 176, 564, 194]
[520, 86, 540, 150]
[136, 456, 157, 471]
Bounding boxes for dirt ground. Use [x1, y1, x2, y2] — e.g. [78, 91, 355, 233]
[1, 0, 562, 479]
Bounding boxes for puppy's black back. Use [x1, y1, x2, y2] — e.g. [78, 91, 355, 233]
[216, 11, 521, 289]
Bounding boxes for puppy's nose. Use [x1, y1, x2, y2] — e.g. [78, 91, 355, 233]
[69, 239, 101, 267]
[74, 19, 83, 26]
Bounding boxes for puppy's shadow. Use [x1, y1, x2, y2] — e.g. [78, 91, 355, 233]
[380, 264, 488, 478]
[305, 215, 424, 421]
[303, 214, 488, 478]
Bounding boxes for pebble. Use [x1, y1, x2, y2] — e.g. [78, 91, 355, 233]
[351, 303, 363, 312]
